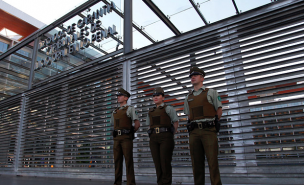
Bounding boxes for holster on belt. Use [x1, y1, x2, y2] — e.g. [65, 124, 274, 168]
[113, 128, 133, 138]
[147, 125, 173, 138]
[187, 120, 215, 133]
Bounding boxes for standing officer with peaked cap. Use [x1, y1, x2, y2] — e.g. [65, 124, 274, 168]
[111, 88, 140, 185]
[183, 67, 222, 185]
[146, 87, 179, 185]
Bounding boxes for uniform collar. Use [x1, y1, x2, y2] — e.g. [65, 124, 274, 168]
[120, 104, 128, 109]
[155, 103, 165, 110]
[193, 85, 206, 92]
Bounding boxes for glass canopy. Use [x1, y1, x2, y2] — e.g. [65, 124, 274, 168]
[0, 0, 273, 100]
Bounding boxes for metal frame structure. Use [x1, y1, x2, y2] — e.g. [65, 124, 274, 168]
[142, 0, 181, 36]
[124, 0, 133, 54]
[189, 0, 209, 25]
[1, 0, 304, 184]
[100, 0, 156, 44]
[0, 0, 101, 61]
[232, 0, 240, 15]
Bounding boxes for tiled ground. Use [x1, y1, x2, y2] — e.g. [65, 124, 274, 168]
[0, 175, 286, 185]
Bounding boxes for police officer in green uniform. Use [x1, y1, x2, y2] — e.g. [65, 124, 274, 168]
[111, 88, 140, 185]
[183, 67, 222, 185]
[146, 87, 179, 185]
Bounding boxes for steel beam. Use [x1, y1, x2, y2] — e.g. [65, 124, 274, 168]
[124, 0, 133, 54]
[232, 0, 240, 15]
[100, 0, 156, 43]
[143, 0, 181, 36]
[132, 23, 156, 43]
[189, 0, 209, 25]
[28, 38, 39, 90]
[0, 0, 101, 61]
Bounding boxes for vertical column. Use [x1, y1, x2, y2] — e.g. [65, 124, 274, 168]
[4, 41, 15, 89]
[55, 84, 69, 168]
[28, 37, 39, 90]
[14, 94, 26, 172]
[220, 26, 249, 170]
[124, 0, 133, 54]
[122, 60, 131, 180]
[123, 60, 131, 104]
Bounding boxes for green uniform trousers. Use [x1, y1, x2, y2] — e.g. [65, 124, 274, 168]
[149, 132, 175, 185]
[113, 134, 136, 185]
[189, 127, 222, 185]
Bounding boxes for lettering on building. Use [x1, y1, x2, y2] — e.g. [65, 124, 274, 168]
[36, 1, 118, 70]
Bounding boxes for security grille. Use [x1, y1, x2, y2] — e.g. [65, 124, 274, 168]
[130, 0, 304, 179]
[0, 0, 303, 183]
[19, 61, 122, 170]
[0, 95, 22, 168]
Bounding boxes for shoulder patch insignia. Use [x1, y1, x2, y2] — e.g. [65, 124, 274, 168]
[218, 96, 221, 101]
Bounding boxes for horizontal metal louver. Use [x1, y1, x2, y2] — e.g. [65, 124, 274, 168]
[0, 1, 303, 183]
[0, 95, 22, 168]
[130, 1, 304, 178]
[20, 62, 122, 169]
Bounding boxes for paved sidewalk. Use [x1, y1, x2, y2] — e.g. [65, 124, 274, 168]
[0, 175, 288, 185]
[0, 175, 148, 185]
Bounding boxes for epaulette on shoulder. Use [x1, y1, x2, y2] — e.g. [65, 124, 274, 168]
[113, 107, 119, 113]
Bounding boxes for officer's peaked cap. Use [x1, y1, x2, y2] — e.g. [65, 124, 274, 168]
[117, 88, 131, 97]
[153, 87, 164, 96]
[189, 66, 205, 77]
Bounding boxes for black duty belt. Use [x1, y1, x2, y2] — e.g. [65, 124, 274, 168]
[150, 127, 171, 134]
[114, 129, 131, 136]
[192, 121, 215, 129]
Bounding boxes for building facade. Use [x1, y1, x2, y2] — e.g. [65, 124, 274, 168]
[0, 0, 304, 184]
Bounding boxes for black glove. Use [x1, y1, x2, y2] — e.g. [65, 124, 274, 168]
[171, 124, 175, 134]
[112, 130, 117, 138]
[186, 119, 193, 133]
[131, 126, 135, 140]
[215, 115, 220, 132]
[147, 128, 153, 138]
